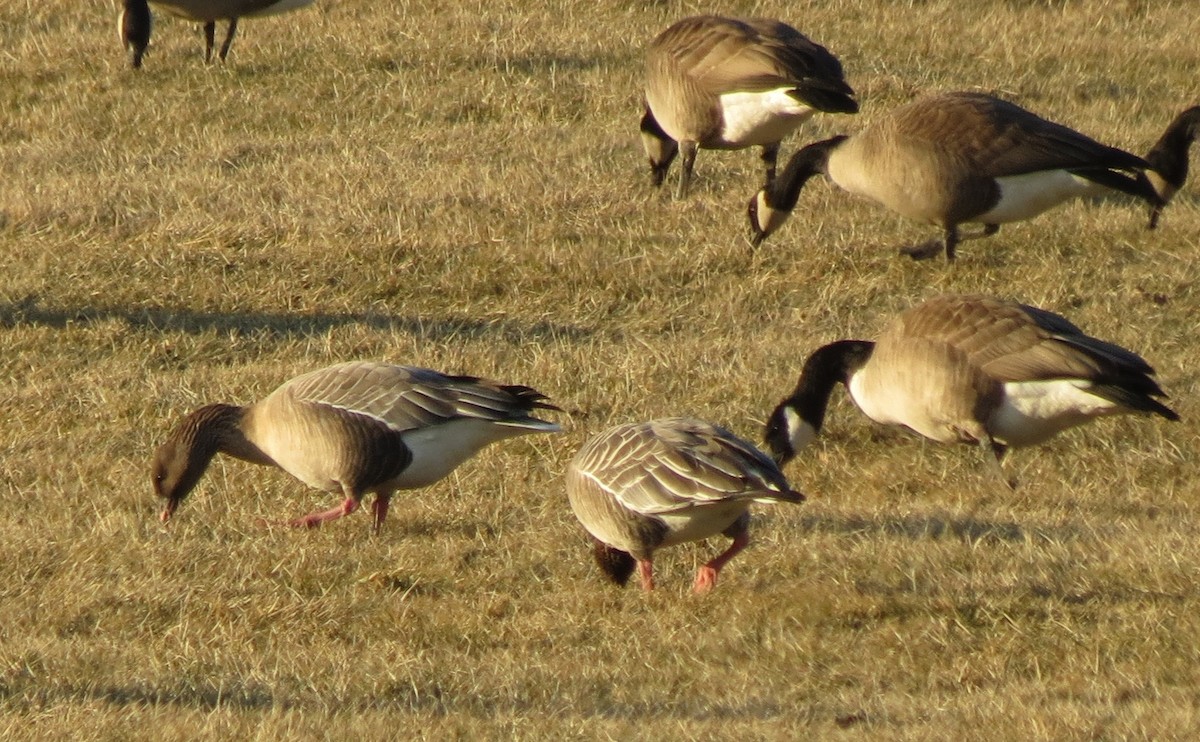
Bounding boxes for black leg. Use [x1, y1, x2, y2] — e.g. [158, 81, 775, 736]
[203, 21, 216, 63]
[219, 18, 238, 61]
[943, 224, 960, 261]
[676, 140, 698, 199]
[1149, 203, 1164, 230]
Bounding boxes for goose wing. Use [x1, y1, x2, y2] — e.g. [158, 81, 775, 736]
[654, 16, 850, 97]
[574, 418, 802, 517]
[277, 362, 560, 433]
[890, 93, 1147, 177]
[894, 295, 1155, 383]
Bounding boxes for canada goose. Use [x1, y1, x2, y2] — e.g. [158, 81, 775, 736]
[764, 295, 1179, 482]
[120, 0, 315, 67]
[567, 418, 804, 593]
[642, 15, 857, 198]
[1145, 105, 1200, 229]
[748, 92, 1161, 259]
[153, 362, 561, 532]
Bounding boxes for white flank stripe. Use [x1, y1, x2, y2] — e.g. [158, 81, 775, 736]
[717, 88, 815, 146]
[990, 379, 1120, 447]
[977, 170, 1097, 224]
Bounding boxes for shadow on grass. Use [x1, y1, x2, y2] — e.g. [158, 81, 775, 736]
[791, 510, 1072, 544]
[0, 296, 595, 344]
[1, 681, 802, 720]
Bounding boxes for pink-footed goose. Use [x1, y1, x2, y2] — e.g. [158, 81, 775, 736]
[641, 15, 857, 198]
[748, 92, 1162, 259]
[120, 0, 315, 67]
[567, 418, 804, 593]
[764, 295, 1179, 486]
[153, 362, 562, 532]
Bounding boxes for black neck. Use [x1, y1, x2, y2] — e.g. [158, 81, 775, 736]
[763, 136, 846, 211]
[1146, 106, 1200, 189]
[784, 340, 875, 431]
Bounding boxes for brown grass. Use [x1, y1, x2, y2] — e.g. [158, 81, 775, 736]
[2, 0, 1199, 737]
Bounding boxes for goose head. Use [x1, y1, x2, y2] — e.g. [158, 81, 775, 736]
[639, 106, 678, 187]
[592, 540, 637, 586]
[764, 339, 874, 464]
[152, 404, 239, 522]
[748, 135, 846, 247]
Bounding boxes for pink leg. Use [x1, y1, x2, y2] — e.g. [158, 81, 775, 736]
[288, 496, 359, 529]
[371, 493, 391, 534]
[692, 531, 750, 594]
[637, 559, 655, 591]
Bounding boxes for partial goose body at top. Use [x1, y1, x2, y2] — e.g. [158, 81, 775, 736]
[1144, 105, 1200, 229]
[764, 295, 1179, 482]
[152, 362, 562, 532]
[641, 15, 857, 198]
[748, 91, 1161, 259]
[567, 418, 804, 593]
[120, 0, 315, 67]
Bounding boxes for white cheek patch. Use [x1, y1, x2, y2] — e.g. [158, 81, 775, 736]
[718, 89, 815, 146]
[977, 170, 1096, 224]
[785, 407, 818, 453]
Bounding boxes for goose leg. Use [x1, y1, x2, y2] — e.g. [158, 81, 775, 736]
[904, 223, 1000, 261]
[759, 142, 780, 187]
[693, 521, 750, 594]
[218, 18, 238, 62]
[981, 435, 1016, 492]
[637, 559, 655, 591]
[1149, 203, 1164, 230]
[900, 224, 959, 261]
[957, 223, 1001, 250]
[203, 21, 216, 63]
[676, 140, 698, 199]
[371, 493, 391, 534]
[288, 495, 359, 528]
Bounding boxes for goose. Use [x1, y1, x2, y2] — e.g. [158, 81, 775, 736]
[566, 418, 804, 593]
[120, 0, 315, 67]
[764, 295, 1179, 483]
[152, 362, 562, 532]
[1145, 105, 1200, 229]
[748, 91, 1161, 260]
[641, 15, 858, 198]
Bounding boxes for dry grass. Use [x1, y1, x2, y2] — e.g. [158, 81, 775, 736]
[2, 0, 1199, 737]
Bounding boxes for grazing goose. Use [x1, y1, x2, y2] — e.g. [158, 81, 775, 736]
[764, 295, 1179, 483]
[748, 91, 1160, 259]
[153, 362, 562, 532]
[567, 418, 804, 593]
[1145, 105, 1200, 229]
[642, 15, 858, 198]
[120, 0, 315, 67]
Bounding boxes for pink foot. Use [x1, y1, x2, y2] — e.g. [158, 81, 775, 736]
[692, 565, 719, 594]
[286, 496, 359, 529]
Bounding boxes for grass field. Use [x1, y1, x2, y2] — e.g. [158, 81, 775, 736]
[2, 0, 1199, 737]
